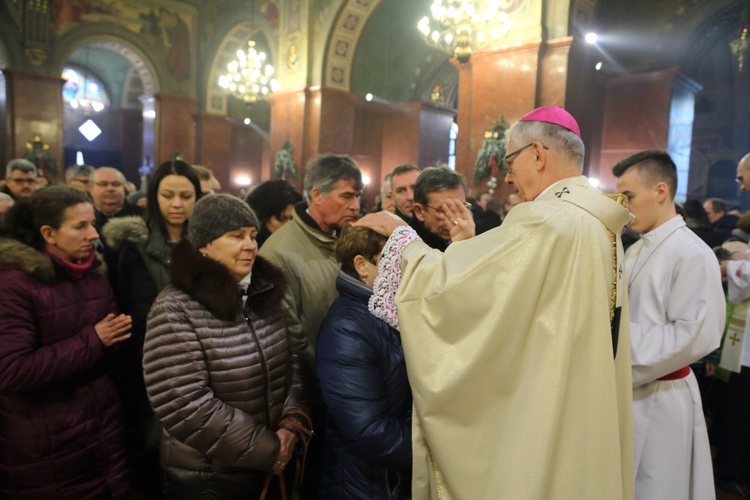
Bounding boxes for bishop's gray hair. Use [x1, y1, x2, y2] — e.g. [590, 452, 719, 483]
[508, 121, 585, 169]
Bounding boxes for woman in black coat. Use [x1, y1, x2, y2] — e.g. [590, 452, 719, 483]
[316, 225, 412, 499]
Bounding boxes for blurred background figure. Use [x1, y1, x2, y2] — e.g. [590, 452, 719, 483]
[503, 193, 522, 218]
[390, 164, 420, 221]
[89, 167, 142, 228]
[704, 197, 739, 242]
[245, 179, 303, 248]
[475, 197, 504, 235]
[102, 160, 202, 498]
[379, 173, 396, 213]
[0, 186, 132, 498]
[2, 159, 38, 202]
[144, 194, 312, 498]
[64, 164, 94, 191]
[0, 192, 14, 222]
[683, 198, 724, 248]
[192, 164, 222, 194]
[317, 225, 412, 499]
[126, 190, 148, 208]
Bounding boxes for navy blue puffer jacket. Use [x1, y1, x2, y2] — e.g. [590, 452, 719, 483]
[316, 271, 412, 499]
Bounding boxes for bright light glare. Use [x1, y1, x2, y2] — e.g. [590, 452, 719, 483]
[365, 93, 373, 101]
[79, 120, 102, 142]
[595, 61, 603, 71]
[244, 118, 251, 125]
[585, 32, 598, 44]
[362, 175, 371, 186]
[588, 177, 600, 188]
[235, 175, 252, 186]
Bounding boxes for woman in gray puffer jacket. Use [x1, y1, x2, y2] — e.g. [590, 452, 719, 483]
[143, 195, 312, 499]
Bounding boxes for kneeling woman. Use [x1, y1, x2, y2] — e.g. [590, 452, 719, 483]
[316, 225, 412, 499]
[143, 195, 312, 498]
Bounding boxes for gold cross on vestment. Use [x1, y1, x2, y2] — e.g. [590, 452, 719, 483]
[729, 332, 742, 346]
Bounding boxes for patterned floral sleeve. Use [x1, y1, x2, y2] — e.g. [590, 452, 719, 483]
[368, 225, 421, 331]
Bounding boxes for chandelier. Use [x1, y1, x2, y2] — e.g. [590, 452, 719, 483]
[69, 76, 105, 114]
[218, 40, 280, 103]
[64, 48, 106, 115]
[417, 0, 511, 63]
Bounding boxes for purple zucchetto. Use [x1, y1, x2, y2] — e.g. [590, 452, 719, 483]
[519, 106, 581, 138]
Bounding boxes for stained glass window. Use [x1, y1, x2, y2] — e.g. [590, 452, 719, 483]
[61, 66, 109, 112]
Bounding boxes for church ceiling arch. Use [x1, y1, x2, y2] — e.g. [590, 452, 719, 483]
[349, 0, 454, 104]
[50, 26, 162, 95]
[678, 0, 745, 77]
[323, 0, 382, 90]
[205, 22, 277, 115]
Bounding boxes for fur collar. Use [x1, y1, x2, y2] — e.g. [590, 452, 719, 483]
[100, 216, 148, 251]
[170, 239, 286, 321]
[0, 237, 105, 282]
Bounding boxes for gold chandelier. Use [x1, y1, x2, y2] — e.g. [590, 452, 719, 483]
[417, 0, 511, 63]
[218, 40, 280, 103]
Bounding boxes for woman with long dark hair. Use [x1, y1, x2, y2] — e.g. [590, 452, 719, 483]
[245, 179, 302, 248]
[0, 186, 132, 497]
[102, 159, 202, 496]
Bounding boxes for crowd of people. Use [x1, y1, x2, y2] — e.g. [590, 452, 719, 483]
[0, 106, 747, 500]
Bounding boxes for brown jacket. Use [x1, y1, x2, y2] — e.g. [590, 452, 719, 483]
[143, 240, 310, 475]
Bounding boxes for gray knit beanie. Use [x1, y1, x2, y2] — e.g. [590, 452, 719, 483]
[188, 194, 259, 249]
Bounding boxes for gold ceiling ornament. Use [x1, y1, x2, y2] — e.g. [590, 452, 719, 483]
[24, 47, 47, 66]
[218, 40, 280, 103]
[417, 0, 511, 64]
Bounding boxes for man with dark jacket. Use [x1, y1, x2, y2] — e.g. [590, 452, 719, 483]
[410, 165, 474, 251]
[705, 197, 738, 241]
[390, 163, 420, 222]
[475, 197, 503, 235]
[89, 167, 143, 293]
[89, 167, 142, 228]
[258, 154, 362, 497]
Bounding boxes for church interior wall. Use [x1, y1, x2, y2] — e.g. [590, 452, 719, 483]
[0, 0, 748, 203]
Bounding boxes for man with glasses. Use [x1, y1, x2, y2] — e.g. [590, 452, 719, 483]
[2, 159, 38, 201]
[356, 106, 635, 498]
[89, 167, 142, 229]
[64, 164, 95, 192]
[410, 165, 474, 251]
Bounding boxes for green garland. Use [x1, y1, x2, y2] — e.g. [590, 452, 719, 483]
[473, 118, 509, 183]
[274, 140, 299, 179]
[24, 133, 58, 177]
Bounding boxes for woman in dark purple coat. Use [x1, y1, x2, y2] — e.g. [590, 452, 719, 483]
[0, 186, 132, 498]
